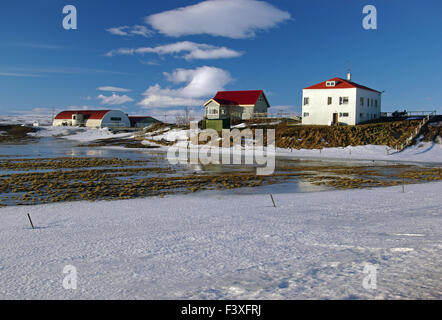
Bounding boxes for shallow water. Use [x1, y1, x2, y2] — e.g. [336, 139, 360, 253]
[0, 136, 437, 203]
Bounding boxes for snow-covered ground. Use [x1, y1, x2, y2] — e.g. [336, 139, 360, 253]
[276, 141, 442, 164]
[1, 182, 441, 299]
[28, 126, 134, 142]
[144, 127, 442, 164]
[0, 115, 52, 126]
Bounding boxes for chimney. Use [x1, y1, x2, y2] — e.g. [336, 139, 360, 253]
[347, 72, 352, 81]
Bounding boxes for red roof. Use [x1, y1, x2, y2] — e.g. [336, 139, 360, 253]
[212, 90, 266, 105]
[54, 110, 111, 120]
[304, 78, 380, 93]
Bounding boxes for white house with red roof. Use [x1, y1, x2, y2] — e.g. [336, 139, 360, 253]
[53, 110, 131, 128]
[302, 75, 382, 125]
[203, 90, 270, 121]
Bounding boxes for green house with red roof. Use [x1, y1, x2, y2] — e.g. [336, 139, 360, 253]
[203, 90, 270, 124]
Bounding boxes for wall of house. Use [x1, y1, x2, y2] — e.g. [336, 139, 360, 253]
[232, 93, 270, 120]
[236, 106, 256, 120]
[254, 93, 270, 114]
[302, 88, 358, 125]
[355, 89, 382, 123]
[84, 119, 103, 128]
[53, 119, 73, 126]
[100, 110, 131, 128]
[205, 100, 221, 119]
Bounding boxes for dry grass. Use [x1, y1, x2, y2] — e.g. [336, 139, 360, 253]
[272, 120, 429, 149]
[0, 125, 36, 143]
[0, 157, 440, 207]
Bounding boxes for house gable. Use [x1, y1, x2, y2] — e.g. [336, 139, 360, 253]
[304, 77, 380, 93]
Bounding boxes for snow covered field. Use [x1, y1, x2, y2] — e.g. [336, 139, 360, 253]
[0, 182, 441, 299]
[28, 126, 134, 142]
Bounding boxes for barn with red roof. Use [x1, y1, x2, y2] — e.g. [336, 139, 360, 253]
[53, 110, 131, 128]
[302, 74, 382, 126]
[203, 90, 270, 122]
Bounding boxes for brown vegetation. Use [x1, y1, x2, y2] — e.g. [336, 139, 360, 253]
[272, 120, 437, 149]
[0, 125, 36, 143]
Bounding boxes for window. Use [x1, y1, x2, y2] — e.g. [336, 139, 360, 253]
[360, 113, 363, 118]
[360, 97, 364, 106]
[209, 109, 218, 115]
[375, 100, 378, 107]
[327, 97, 332, 105]
[339, 113, 349, 117]
[339, 97, 349, 105]
[304, 97, 310, 105]
[73, 115, 76, 120]
[303, 112, 309, 117]
[110, 117, 122, 121]
[326, 81, 337, 87]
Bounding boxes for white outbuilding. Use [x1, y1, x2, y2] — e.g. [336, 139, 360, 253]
[53, 110, 131, 128]
[302, 75, 382, 125]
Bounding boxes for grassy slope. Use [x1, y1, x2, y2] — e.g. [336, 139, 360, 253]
[272, 120, 441, 149]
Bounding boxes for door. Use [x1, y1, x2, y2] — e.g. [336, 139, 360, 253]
[333, 113, 338, 124]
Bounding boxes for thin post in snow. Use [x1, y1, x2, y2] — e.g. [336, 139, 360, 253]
[27, 213, 35, 229]
[402, 177, 405, 193]
[270, 194, 276, 208]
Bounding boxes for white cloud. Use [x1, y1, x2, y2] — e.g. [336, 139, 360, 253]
[0, 72, 39, 77]
[145, 0, 291, 39]
[139, 66, 232, 108]
[106, 25, 153, 37]
[67, 106, 94, 110]
[97, 86, 131, 93]
[97, 93, 134, 105]
[106, 41, 243, 60]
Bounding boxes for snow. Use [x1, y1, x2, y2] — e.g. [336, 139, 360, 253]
[28, 126, 134, 142]
[277, 141, 442, 163]
[142, 127, 442, 164]
[0, 115, 52, 126]
[0, 182, 441, 299]
[231, 123, 247, 129]
[146, 127, 189, 142]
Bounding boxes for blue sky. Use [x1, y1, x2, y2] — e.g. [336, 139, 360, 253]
[1, 0, 441, 120]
